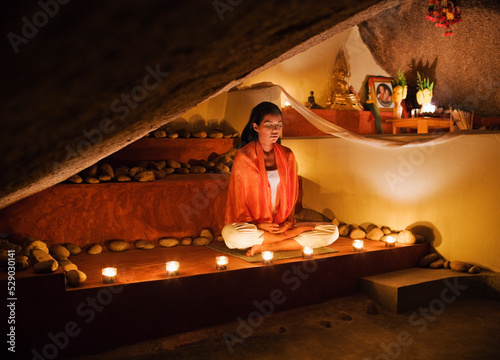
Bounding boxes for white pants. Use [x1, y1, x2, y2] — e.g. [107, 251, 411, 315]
[222, 222, 339, 250]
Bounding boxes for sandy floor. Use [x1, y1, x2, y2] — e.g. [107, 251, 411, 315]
[69, 293, 500, 360]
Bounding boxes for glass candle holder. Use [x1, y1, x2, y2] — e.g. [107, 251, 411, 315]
[385, 236, 396, 247]
[215, 256, 228, 270]
[261, 251, 274, 265]
[102, 267, 117, 284]
[166, 261, 180, 276]
[352, 240, 364, 252]
[302, 246, 313, 259]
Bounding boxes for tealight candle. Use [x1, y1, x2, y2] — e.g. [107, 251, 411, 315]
[352, 240, 364, 252]
[302, 246, 313, 259]
[166, 261, 180, 276]
[102, 267, 117, 284]
[385, 236, 396, 247]
[215, 256, 228, 270]
[262, 251, 274, 265]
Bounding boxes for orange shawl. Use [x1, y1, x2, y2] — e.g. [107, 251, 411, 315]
[225, 141, 298, 225]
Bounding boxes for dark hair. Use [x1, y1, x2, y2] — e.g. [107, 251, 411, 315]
[240, 102, 282, 148]
[377, 83, 392, 96]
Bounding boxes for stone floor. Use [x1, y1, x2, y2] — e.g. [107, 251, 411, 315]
[69, 293, 500, 360]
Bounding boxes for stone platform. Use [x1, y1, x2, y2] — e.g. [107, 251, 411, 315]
[1, 237, 428, 359]
[361, 267, 500, 313]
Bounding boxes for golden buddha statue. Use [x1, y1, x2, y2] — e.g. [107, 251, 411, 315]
[327, 51, 363, 111]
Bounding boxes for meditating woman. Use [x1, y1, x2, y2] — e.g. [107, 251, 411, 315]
[222, 101, 338, 256]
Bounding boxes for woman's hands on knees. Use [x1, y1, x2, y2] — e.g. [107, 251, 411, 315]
[257, 222, 281, 233]
[257, 220, 295, 234]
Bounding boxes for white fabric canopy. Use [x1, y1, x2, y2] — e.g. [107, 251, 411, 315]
[270, 84, 465, 149]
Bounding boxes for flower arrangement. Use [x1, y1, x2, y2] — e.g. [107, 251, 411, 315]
[391, 69, 407, 104]
[416, 72, 434, 105]
[426, 0, 462, 36]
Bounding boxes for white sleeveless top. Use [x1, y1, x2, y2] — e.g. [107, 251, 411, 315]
[266, 169, 280, 212]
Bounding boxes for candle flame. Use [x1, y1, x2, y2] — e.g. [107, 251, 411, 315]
[102, 267, 117, 277]
[166, 261, 180, 272]
[262, 251, 274, 261]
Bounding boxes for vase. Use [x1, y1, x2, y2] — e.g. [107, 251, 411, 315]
[394, 101, 403, 119]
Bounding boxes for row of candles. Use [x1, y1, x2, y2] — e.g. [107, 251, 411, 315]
[101, 239, 397, 284]
[352, 236, 396, 251]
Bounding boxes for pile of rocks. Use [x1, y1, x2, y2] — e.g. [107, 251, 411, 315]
[332, 218, 426, 244]
[149, 127, 239, 139]
[419, 253, 481, 274]
[66, 148, 236, 184]
[1, 228, 223, 286]
[0, 237, 86, 287]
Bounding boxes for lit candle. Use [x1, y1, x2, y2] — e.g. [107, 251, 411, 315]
[302, 246, 313, 259]
[166, 261, 180, 276]
[102, 267, 117, 284]
[262, 251, 274, 265]
[385, 236, 396, 247]
[215, 256, 228, 270]
[352, 240, 364, 252]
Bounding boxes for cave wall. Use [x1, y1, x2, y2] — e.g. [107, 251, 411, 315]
[358, 0, 500, 115]
[0, 0, 400, 209]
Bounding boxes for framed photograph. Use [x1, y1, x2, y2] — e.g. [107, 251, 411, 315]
[368, 76, 394, 111]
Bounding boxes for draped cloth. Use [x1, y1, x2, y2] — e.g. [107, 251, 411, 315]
[248, 83, 466, 149]
[224, 141, 298, 225]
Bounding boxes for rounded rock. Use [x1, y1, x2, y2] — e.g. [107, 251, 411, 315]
[366, 227, 384, 241]
[180, 237, 192, 246]
[34, 259, 58, 273]
[62, 263, 78, 272]
[190, 165, 206, 174]
[87, 243, 103, 255]
[108, 240, 130, 252]
[134, 170, 155, 182]
[153, 130, 166, 138]
[134, 240, 155, 250]
[468, 265, 481, 274]
[84, 177, 100, 184]
[67, 175, 82, 184]
[23, 239, 49, 256]
[117, 175, 131, 182]
[64, 243, 82, 255]
[338, 224, 350, 237]
[199, 229, 213, 242]
[208, 131, 224, 139]
[444, 260, 451, 269]
[167, 132, 179, 139]
[50, 245, 71, 259]
[192, 131, 207, 138]
[65, 270, 87, 287]
[381, 226, 392, 235]
[397, 230, 416, 244]
[159, 238, 179, 248]
[429, 259, 445, 269]
[450, 261, 470, 272]
[419, 253, 439, 267]
[349, 228, 366, 240]
[193, 237, 210, 246]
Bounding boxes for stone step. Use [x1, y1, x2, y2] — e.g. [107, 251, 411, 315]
[361, 267, 499, 313]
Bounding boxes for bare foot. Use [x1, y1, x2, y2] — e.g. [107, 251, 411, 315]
[246, 244, 262, 256]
